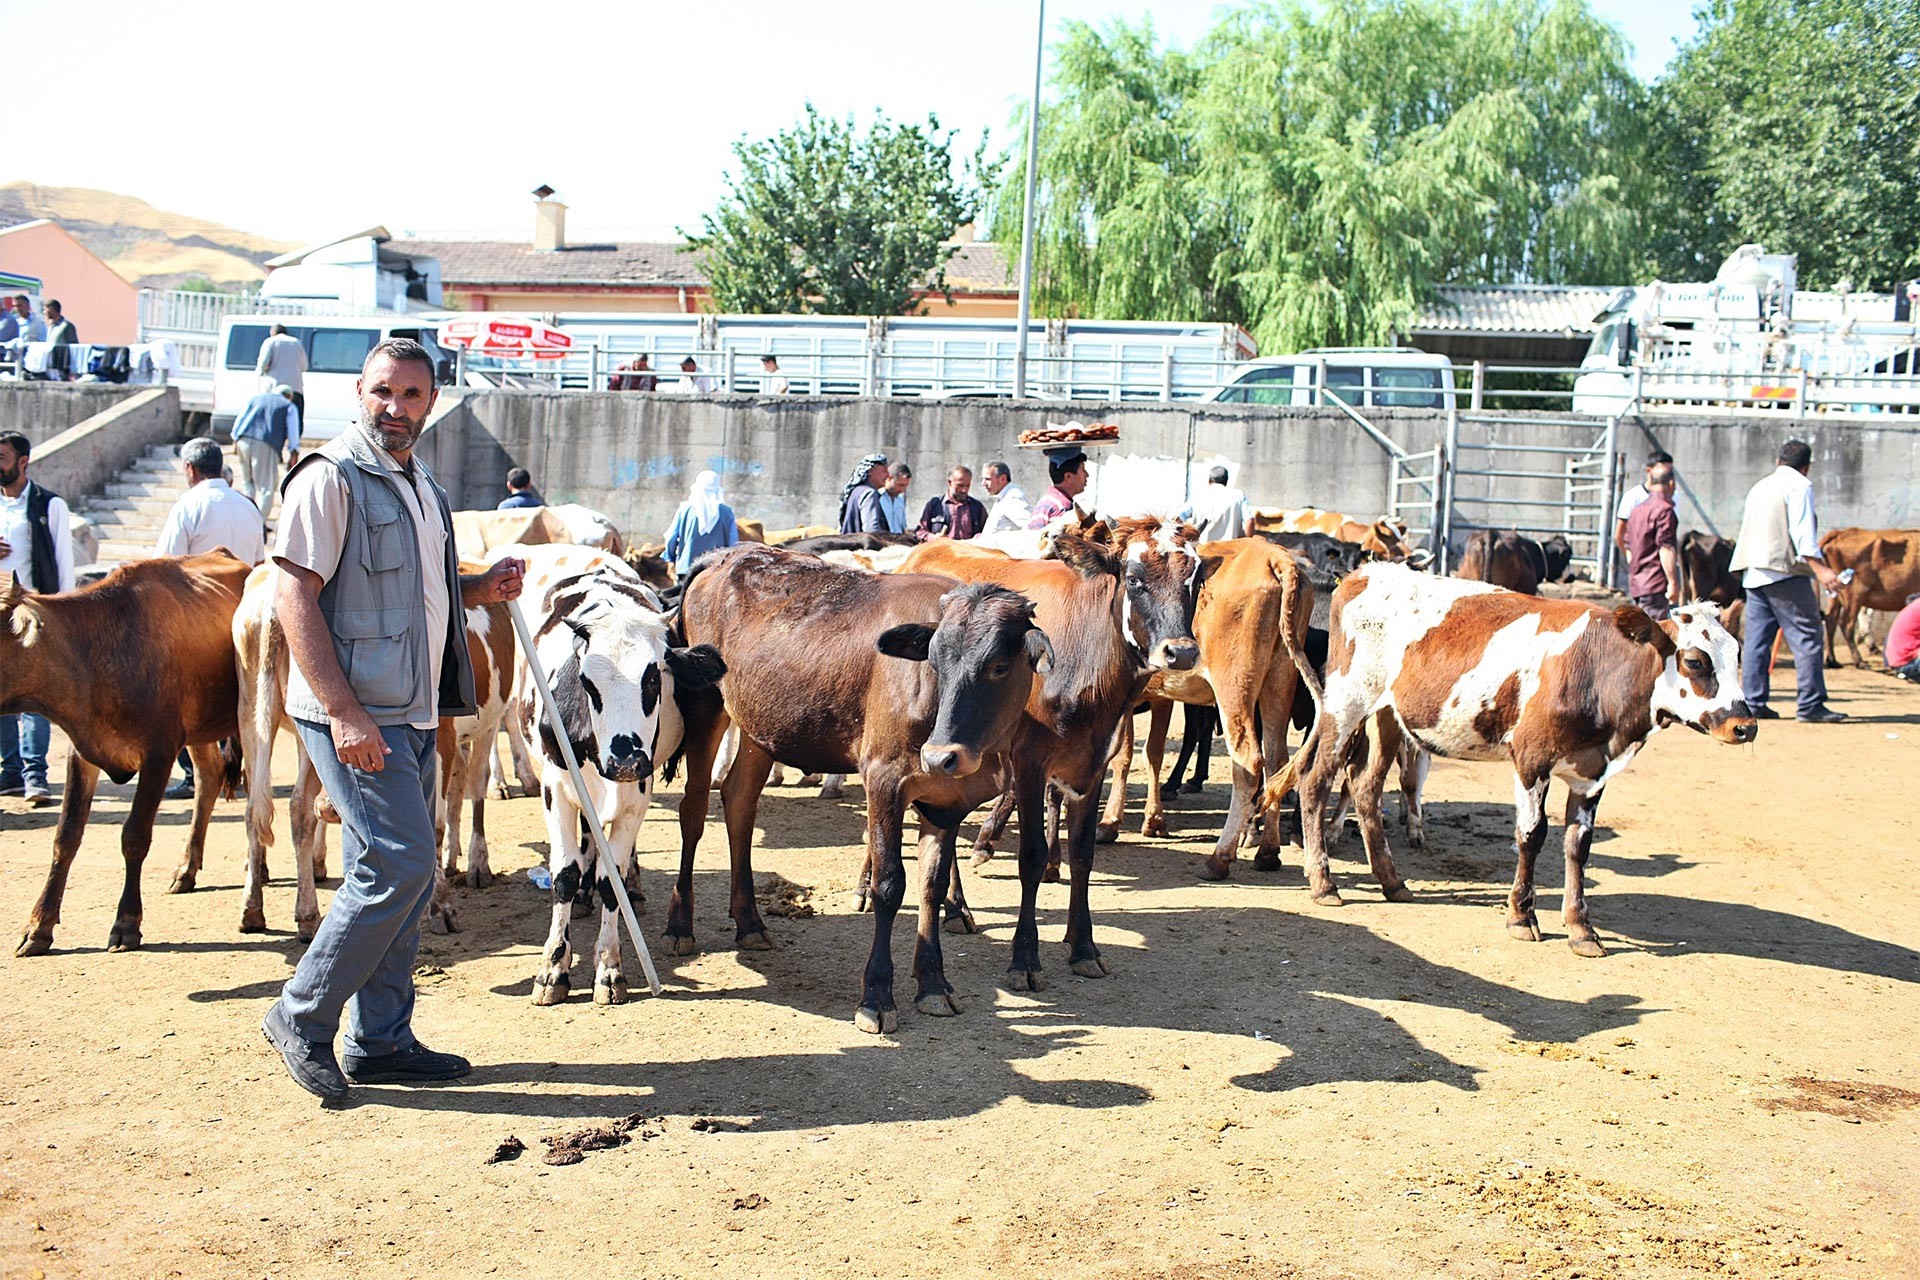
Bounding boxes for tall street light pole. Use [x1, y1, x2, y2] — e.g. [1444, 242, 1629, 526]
[1013, 0, 1045, 400]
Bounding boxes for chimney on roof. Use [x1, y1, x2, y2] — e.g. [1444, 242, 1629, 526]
[532, 185, 566, 252]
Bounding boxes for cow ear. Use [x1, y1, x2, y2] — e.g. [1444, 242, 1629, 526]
[0, 572, 20, 608]
[1613, 605, 1677, 657]
[664, 643, 726, 692]
[538, 650, 598, 768]
[876, 623, 934, 662]
[1023, 626, 1055, 674]
[1049, 531, 1119, 579]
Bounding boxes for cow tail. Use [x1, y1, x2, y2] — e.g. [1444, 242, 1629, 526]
[1263, 554, 1325, 817]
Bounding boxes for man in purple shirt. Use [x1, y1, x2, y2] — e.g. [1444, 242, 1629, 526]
[1026, 447, 1089, 529]
[917, 465, 988, 539]
[1624, 463, 1682, 620]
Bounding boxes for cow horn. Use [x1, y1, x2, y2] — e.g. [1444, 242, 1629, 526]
[0, 572, 20, 608]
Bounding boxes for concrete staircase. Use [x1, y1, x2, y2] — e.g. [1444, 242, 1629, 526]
[73, 441, 244, 573]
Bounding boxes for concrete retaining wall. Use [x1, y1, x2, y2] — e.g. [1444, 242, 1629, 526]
[29, 388, 183, 501]
[415, 391, 1920, 544]
[0, 383, 161, 451]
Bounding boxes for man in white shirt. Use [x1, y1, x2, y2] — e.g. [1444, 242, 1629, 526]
[1184, 465, 1249, 543]
[255, 325, 308, 426]
[1728, 439, 1844, 722]
[0, 430, 74, 806]
[156, 437, 267, 565]
[673, 356, 716, 395]
[879, 463, 913, 534]
[980, 459, 1030, 534]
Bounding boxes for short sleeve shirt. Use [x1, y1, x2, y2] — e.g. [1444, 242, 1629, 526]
[1624, 493, 1678, 599]
[275, 447, 451, 731]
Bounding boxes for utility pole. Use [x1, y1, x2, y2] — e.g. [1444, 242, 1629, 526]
[1013, 0, 1045, 400]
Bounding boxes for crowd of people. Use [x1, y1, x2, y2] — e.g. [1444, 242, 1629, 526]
[0, 296, 82, 379]
[609, 353, 788, 395]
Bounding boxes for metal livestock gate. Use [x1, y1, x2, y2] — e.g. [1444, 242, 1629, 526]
[1436, 411, 1624, 581]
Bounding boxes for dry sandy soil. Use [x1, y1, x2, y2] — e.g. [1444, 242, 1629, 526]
[0, 666, 1915, 1280]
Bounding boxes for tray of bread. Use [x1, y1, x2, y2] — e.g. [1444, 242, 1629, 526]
[1016, 421, 1121, 448]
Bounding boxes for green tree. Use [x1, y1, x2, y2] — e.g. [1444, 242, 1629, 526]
[1651, 0, 1920, 289]
[690, 105, 996, 315]
[992, 0, 1653, 351]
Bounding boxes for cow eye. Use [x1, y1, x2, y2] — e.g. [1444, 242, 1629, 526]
[1682, 655, 1706, 672]
[990, 661, 1011, 679]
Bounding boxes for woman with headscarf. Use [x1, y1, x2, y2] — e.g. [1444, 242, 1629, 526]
[663, 469, 739, 575]
[839, 452, 891, 534]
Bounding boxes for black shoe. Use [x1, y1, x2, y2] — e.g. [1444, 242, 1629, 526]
[0, 779, 22, 797]
[1752, 706, 1781, 720]
[1797, 707, 1847, 724]
[165, 777, 195, 800]
[261, 1003, 350, 1100]
[342, 1042, 472, 1084]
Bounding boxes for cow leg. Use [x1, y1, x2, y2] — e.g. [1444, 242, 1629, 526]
[425, 742, 461, 936]
[167, 738, 225, 897]
[1400, 743, 1430, 849]
[16, 754, 102, 956]
[593, 789, 650, 1005]
[503, 710, 538, 797]
[1822, 597, 1841, 668]
[668, 700, 728, 955]
[289, 745, 324, 942]
[106, 755, 173, 951]
[1140, 700, 1173, 837]
[817, 772, 846, 799]
[856, 774, 907, 1034]
[1061, 791, 1108, 978]
[1351, 711, 1411, 901]
[1202, 761, 1257, 880]
[720, 736, 776, 949]
[1096, 712, 1135, 844]
[1505, 774, 1552, 942]
[1165, 703, 1200, 795]
[532, 780, 585, 1005]
[971, 787, 1016, 866]
[912, 821, 963, 1017]
[1561, 781, 1607, 957]
[235, 716, 277, 932]
[465, 740, 493, 888]
[1842, 600, 1868, 668]
[1296, 703, 1368, 906]
[1191, 705, 1217, 791]
[1006, 759, 1051, 991]
[941, 835, 976, 935]
[1043, 784, 1064, 883]
[435, 727, 461, 881]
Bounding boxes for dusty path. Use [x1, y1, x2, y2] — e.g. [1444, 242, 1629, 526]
[0, 667, 1914, 1279]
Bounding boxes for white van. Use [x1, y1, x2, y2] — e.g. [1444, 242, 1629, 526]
[211, 316, 456, 442]
[1207, 347, 1454, 409]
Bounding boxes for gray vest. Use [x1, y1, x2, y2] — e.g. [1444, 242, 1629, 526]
[282, 430, 477, 727]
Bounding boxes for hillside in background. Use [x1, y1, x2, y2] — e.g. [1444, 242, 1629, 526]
[0, 181, 295, 289]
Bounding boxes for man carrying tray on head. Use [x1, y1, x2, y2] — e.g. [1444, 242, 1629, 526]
[1026, 445, 1088, 529]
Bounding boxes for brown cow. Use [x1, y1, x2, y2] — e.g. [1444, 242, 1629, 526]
[2, 552, 251, 955]
[1819, 527, 1920, 667]
[672, 546, 1054, 1031]
[899, 519, 1202, 990]
[1455, 530, 1549, 594]
[1285, 563, 1754, 955]
[1249, 507, 1420, 562]
[1097, 537, 1321, 879]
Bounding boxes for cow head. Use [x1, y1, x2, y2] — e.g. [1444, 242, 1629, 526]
[538, 573, 726, 784]
[1053, 518, 1201, 671]
[877, 583, 1053, 779]
[1617, 603, 1756, 744]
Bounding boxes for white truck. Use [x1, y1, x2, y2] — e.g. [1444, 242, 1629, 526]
[1572, 245, 1920, 416]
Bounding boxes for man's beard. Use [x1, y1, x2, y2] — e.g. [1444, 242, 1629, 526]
[359, 406, 423, 455]
[0, 463, 20, 489]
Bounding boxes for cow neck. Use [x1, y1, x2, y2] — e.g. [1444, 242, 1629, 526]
[1033, 568, 1133, 733]
[2, 589, 141, 776]
[1591, 624, 1665, 751]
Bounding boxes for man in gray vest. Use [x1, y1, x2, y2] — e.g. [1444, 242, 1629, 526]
[261, 338, 525, 1102]
[1728, 439, 1844, 722]
[230, 383, 302, 522]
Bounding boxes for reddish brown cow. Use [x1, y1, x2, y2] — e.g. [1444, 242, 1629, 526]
[901, 519, 1202, 989]
[1, 552, 251, 955]
[1284, 563, 1754, 956]
[1819, 527, 1920, 667]
[673, 546, 1054, 1032]
[1455, 530, 1549, 594]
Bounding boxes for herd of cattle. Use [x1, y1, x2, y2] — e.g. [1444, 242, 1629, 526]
[0, 495, 1912, 1034]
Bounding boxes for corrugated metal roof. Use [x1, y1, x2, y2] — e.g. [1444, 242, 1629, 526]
[1411, 284, 1617, 337]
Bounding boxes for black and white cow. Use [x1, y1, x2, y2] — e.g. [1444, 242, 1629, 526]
[523, 566, 725, 1005]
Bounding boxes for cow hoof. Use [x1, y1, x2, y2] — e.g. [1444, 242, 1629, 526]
[1197, 858, 1231, 882]
[296, 915, 319, 944]
[1181, 780, 1203, 794]
[796, 773, 822, 787]
[532, 974, 571, 1006]
[1143, 815, 1167, 838]
[569, 898, 594, 920]
[820, 784, 845, 801]
[666, 933, 698, 957]
[594, 977, 629, 1005]
[1382, 884, 1415, 903]
[168, 871, 197, 894]
[1251, 851, 1283, 873]
[854, 1006, 897, 1035]
[1310, 890, 1344, 908]
[15, 932, 52, 958]
[1094, 821, 1119, 845]
[429, 909, 460, 935]
[942, 907, 977, 935]
[915, 991, 963, 1017]
[970, 844, 995, 867]
[107, 926, 142, 952]
[855, 892, 872, 913]
[737, 930, 776, 951]
[239, 910, 267, 934]
[1041, 864, 1062, 885]
[1508, 921, 1543, 942]
[1567, 936, 1607, 958]
[1005, 969, 1047, 993]
[1069, 955, 1109, 978]
[469, 867, 493, 890]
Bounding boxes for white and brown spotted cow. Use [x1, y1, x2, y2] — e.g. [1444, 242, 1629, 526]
[1281, 562, 1754, 955]
[433, 584, 518, 894]
[524, 565, 724, 1006]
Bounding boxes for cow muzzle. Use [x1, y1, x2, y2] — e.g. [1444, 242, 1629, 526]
[601, 734, 653, 783]
[1152, 638, 1200, 671]
[919, 742, 982, 778]
[1703, 702, 1758, 745]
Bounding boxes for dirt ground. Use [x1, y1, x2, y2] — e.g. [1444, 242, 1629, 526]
[0, 666, 1915, 1280]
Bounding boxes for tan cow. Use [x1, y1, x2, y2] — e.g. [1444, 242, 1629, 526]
[1250, 507, 1420, 562]
[1819, 527, 1920, 667]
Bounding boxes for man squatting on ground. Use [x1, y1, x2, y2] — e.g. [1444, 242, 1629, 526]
[260, 338, 525, 1102]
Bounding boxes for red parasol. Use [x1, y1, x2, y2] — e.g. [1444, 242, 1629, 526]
[438, 313, 575, 361]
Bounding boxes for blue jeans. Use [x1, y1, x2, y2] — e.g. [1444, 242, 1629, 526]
[1892, 656, 1920, 681]
[0, 713, 52, 790]
[275, 720, 438, 1057]
[1741, 577, 1830, 716]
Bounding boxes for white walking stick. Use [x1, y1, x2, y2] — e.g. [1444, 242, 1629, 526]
[507, 597, 663, 997]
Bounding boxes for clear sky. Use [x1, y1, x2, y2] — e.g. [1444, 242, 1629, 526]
[3, 0, 1700, 246]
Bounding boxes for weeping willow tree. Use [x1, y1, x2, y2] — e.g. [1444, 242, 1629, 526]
[990, 0, 1652, 351]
